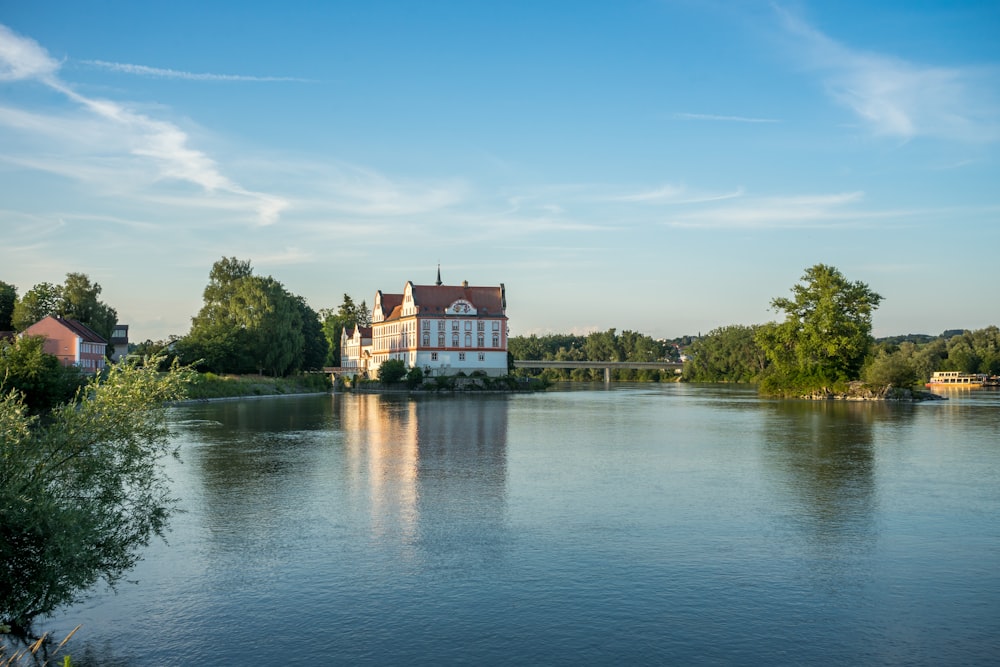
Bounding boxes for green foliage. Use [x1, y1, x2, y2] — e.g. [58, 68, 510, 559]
[320, 294, 370, 366]
[10, 275, 117, 343]
[378, 359, 407, 384]
[59, 273, 118, 342]
[0, 281, 16, 331]
[0, 336, 85, 413]
[182, 258, 320, 376]
[862, 350, 919, 387]
[0, 360, 193, 632]
[508, 330, 675, 381]
[11, 283, 62, 332]
[683, 325, 767, 383]
[405, 366, 424, 388]
[756, 265, 882, 395]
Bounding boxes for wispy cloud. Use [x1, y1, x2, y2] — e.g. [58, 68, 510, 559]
[774, 5, 1000, 143]
[82, 59, 312, 83]
[0, 23, 288, 225]
[665, 191, 873, 229]
[673, 112, 780, 123]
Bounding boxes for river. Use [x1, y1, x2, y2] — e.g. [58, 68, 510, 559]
[43, 384, 1000, 665]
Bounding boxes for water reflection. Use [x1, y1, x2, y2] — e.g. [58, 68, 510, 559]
[338, 394, 510, 564]
[760, 401, 878, 557]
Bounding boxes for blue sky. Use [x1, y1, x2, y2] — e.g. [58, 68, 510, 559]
[1, 1, 998, 342]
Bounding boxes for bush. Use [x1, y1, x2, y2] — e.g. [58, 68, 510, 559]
[405, 366, 424, 389]
[379, 359, 407, 384]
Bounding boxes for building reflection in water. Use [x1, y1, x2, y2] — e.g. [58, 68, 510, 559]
[337, 394, 511, 564]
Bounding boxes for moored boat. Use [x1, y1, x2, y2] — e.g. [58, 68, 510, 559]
[926, 371, 989, 388]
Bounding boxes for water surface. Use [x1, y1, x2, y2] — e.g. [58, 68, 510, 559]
[46, 385, 1000, 665]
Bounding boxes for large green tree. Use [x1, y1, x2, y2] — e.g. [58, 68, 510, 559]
[1, 360, 192, 632]
[59, 272, 118, 342]
[11, 282, 62, 332]
[756, 264, 882, 394]
[183, 258, 318, 376]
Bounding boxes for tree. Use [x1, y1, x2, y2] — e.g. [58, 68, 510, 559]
[0, 336, 85, 413]
[59, 273, 118, 342]
[1, 359, 192, 633]
[321, 294, 370, 366]
[683, 325, 768, 383]
[296, 297, 328, 371]
[183, 258, 314, 376]
[378, 359, 407, 384]
[11, 283, 62, 332]
[0, 281, 16, 331]
[756, 264, 882, 394]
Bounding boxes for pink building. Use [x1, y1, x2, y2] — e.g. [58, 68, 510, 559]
[22, 316, 108, 373]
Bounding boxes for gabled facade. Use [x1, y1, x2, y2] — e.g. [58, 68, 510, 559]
[343, 272, 508, 379]
[340, 324, 372, 374]
[22, 316, 108, 373]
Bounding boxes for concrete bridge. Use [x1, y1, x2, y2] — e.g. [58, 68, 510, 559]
[512, 359, 683, 383]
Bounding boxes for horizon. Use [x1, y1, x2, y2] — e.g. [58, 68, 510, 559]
[2, 2, 998, 342]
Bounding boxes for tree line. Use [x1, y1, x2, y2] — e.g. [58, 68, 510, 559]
[3, 257, 375, 380]
[509, 329, 681, 382]
[681, 264, 1000, 393]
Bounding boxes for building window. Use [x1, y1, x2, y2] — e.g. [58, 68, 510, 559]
[478, 353, 485, 361]
[422, 334, 430, 346]
[423, 320, 430, 330]
[465, 321, 472, 331]
[465, 333, 472, 348]
[477, 321, 484, 332]
[452, 334, 459, 347]
[492, 334, 500, 347]
[438, 333, 445, 346]
[452, 321, 459, 331]
[431, 352, 438, 361]
[459, 353, 466, 361]
[492, 321, 500, 331]
[477, 334, 484, 347]
[438, 320, 445, 331]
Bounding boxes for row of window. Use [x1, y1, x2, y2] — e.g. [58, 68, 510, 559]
[80, 342, 105, 355]
[423, 319, 501, 332]
[429, 352, 487, 362]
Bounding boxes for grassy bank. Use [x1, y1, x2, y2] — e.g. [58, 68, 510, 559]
[184, 372, 331, 400]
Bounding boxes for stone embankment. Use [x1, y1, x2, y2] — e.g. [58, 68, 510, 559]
[803, 381, 944, 401]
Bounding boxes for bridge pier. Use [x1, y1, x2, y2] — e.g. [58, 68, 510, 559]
[604, 366, 611, 383]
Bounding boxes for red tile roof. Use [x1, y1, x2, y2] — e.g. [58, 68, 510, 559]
[411, 284, 506, 316]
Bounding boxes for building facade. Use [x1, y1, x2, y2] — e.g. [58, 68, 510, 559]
[22, 316, 108, 373]
[342, 274, 508, 379]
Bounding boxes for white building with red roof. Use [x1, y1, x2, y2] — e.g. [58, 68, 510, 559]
[343, 269, 508, 379]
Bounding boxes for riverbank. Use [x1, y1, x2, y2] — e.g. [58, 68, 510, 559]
[183, 372, 330, 400]
[802, 381, 945, 401]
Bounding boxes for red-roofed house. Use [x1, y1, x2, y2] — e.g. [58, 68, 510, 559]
[343, 269, 508, 378]
[22, 316, 108, 373]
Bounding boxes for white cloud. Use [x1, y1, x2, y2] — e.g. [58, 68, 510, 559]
[0, 23, 288, 226]
[0, 24, 59, 81]
[775, 5, 1000, 143]
[665, 191, 872, 228]
[82, 59, 311, 83]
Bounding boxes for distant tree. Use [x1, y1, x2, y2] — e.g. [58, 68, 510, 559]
[0, 336, 85, 413]
[862, 349, 919, 387]
[59, 272, 118, 342]
[11, 282, 62, 331]
[683, 324, 768, 383]
[405, 365, 424, 388]
[756, 264, 883, 395]
[378, 359, 407, 384]
[320, 294, 370, 366]
[0, 281, 16, 331]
